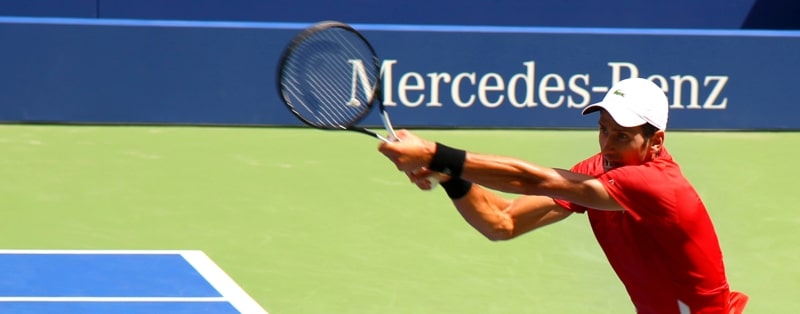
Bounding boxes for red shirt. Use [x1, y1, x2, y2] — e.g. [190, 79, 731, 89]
[553, 148, 730, 313]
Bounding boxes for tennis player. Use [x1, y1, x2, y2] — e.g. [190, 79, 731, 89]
[378, 78, 748, 313]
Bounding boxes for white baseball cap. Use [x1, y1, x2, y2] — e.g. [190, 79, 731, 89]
[582, 78, 669, 130]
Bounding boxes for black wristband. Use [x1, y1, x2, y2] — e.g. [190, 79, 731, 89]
[441, 178, 473, 200]
[428, 142, 466, 178]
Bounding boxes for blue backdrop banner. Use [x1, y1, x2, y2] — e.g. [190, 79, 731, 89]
[0, 18, 798, 130]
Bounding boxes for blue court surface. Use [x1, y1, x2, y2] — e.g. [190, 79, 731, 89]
[0, 250, 267, 314]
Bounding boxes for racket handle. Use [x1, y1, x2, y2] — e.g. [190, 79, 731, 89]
[379, 110, 399, 142]
[427, 175, 441, 189]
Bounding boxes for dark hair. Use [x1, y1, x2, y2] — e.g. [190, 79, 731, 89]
[641, 123, 659, 138]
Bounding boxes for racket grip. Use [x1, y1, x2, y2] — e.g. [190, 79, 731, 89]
[421, 171, 448, 190]
[427, 175, 441, 189]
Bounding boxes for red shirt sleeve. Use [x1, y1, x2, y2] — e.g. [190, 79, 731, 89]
[599, 164, 653, 221]
[552, 150, 684, 223]
[553, 197, 587, 213]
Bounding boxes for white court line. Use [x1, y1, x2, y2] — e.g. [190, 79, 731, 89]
[0, 249, 269, 314]
[0, 297, 227, 302]
[0, 249, 197, 255]
[182, 251, 268, 314]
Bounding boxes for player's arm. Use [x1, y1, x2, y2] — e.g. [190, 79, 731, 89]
[377, 130, 622, 211]
[460, 152, 623, 211]
[447, 183, 573, 241]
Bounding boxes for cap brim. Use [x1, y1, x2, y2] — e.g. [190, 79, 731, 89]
[581, 102, 647, 128]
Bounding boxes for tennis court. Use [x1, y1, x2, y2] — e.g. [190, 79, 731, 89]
[0, 250, 265, 313]
[0, 124, 797, 313]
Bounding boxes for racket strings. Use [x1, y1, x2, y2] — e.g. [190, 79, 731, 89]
[279, 26, 378, 129]
[284, 51, 359, 128]
[305, 55, 355, 127]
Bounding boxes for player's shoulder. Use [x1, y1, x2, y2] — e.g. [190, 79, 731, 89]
[570, 152, 604, 175]
[644, 147, 684, 173]
[607, 148, 692, 192]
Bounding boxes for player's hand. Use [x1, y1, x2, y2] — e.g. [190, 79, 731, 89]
[378, 129, 436, 172]
[405, 168, 450, 191]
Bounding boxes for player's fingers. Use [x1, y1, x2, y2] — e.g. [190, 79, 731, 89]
[412, 177, 434, 190]
[394, 129, 410, 139]
[377, 135, 429, 172]
[409, 168, 432, 179]
[394, 129, 426, 144]
[377, 141, 402, 164]
[406, 170, 434, 190]
[428, 171, 451, 183]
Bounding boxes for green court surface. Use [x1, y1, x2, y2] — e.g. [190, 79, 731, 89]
[0, 125, 797, 313]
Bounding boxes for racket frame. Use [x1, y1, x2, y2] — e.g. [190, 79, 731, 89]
[277, 21, 398, 142]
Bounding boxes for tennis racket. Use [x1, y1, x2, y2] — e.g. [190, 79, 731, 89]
[277, 21, 397, 142]
[277, 21, 441, 188]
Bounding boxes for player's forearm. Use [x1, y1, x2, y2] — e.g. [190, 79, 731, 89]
[451, 186, 516, 241]
[460, 152, 555, 196]
[425, 142, 565, 198]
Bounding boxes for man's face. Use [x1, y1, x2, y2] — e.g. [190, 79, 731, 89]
[597, 110, 652, 172]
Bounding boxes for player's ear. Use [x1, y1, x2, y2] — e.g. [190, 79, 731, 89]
[650, 130, 665, 154]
